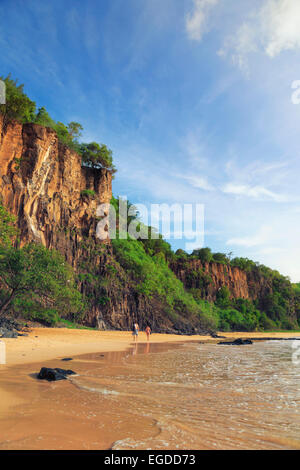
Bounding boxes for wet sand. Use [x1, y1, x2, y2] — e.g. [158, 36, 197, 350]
[0, 328, 299, 450]
[2, 327, 300, 367]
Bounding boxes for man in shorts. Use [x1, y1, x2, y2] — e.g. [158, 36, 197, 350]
[132, 323, 139, 342]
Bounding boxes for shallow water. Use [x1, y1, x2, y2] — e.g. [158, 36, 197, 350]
[0, 340, 299, 449]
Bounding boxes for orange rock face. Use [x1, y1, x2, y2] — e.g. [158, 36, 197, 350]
[0, 117, 112, 266]
[171, 257, 272, 303]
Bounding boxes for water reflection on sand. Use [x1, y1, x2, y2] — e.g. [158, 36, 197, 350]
[0, 340, 299, 450]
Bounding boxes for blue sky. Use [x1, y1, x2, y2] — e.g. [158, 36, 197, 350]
[1, 0, 300, 281]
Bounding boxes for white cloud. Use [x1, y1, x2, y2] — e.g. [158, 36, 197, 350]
[219, 0, 300, 71]
[222, 183, 289, 202]
[262, 0, 300, 57]
[226, 216, 300, 282]
[185, 0, 220, 41]
[218, 22, 258, 74]
[226, 225, 272, 247]
[182, 174, 214, 191]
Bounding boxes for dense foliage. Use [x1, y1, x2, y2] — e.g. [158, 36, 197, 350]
[0, 204, 84, 325]
[112, 237, 217, 330]
[177, 247, 300, 331]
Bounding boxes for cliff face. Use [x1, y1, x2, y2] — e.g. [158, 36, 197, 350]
[0, 117, 111, 267]
[0, 119, 198, 333]
[171, 258, 273, 304]
[172, 257, 298, 326]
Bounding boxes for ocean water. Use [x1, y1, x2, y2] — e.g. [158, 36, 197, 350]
[0, 339, 299, 450]
[68, 340, 300, 450]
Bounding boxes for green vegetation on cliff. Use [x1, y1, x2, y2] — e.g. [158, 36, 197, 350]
[111, 237, 216, 331]
[104, 200, 299, 332]
[0, 203, 83, 325]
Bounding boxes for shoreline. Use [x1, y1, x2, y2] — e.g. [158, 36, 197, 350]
[1, 327, 300, 368]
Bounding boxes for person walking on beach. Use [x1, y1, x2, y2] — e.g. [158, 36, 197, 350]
[132, 322, 139, 342]
[145, 325, 151, 341]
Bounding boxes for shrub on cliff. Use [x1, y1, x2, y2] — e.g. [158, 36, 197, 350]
[141, 235, 175, 262]
[0, 202, 17, 247]
[212, 252, 229, 264]
[230, 257, 257, 271]
[80, 189, 96, 199]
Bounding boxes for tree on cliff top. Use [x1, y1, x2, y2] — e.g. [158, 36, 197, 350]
[0, 74, 117, 172]
[34, 106, 56, 128]
[0, 74, 36, 127]
[192, 247, 213, 263]
[80, 142, 116, 172]
[67, 121, 83, 140]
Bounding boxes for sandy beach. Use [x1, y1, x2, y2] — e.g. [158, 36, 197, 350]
[0, 327, 212, 366]
[2, 327, 300, 367]
[0, 328, 299, 450]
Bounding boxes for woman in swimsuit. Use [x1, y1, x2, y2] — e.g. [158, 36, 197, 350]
[145, 325, 151, 341]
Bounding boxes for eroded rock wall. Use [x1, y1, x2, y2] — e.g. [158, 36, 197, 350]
[0, 118, 112, 267]
[171, 257, 273, 304]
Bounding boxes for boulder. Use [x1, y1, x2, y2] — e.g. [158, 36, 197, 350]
[37, 367, 76, 381]
[218, 338, 253, 345]
[211, 333, 226, 339]
[0, 327, 18, 338]
[0, 317, 26, 338]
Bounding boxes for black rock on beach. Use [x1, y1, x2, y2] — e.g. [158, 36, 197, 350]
[218, 338, 253, 346]
[37, 367, 77, 381]
[0, 317, 23, 338]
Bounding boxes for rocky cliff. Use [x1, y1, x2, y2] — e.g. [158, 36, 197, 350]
[0, 119, 205, 333]
[171, 257, 272, 304]
[0, 117, 111, 265]
[171, 257, 298, 327]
